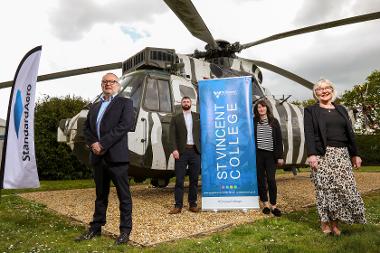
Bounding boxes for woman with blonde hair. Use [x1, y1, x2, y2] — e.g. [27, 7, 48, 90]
[304, 79, 366, 236]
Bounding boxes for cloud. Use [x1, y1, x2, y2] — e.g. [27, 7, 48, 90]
[294, 0, 380, 26]
[259, 19, 380, 101]
[294, 29, 380, 87]
[250, 0, 380, 101]
[49, 0, 167, 41]
[294, 0, 352, 26]
[351, 0, 380, 13]
[120, 26, 150, 42]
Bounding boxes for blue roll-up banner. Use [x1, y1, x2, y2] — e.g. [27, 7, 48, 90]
[199, 76, 258, 210]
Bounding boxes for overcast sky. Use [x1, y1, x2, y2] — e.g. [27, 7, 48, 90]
[1, 0, 379, 119]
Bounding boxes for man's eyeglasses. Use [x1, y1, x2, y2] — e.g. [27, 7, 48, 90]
[101, 80, 118, 85]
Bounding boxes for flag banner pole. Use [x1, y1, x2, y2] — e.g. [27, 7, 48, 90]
[199, 76, 259, 211]
[0, 46, 42, 190]
[0, 122, 4, 199]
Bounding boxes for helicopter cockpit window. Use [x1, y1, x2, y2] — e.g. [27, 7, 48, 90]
[179, 85, 196, 99]
[252, 78, 264, 97]
[119, 74, 145, 130]
[143, 78, 172, 113]
[157, 79, 172, 112]
[119, 74, 145, 98]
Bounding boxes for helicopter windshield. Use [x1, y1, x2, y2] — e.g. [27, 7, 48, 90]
[143, 77, 172, 113]
[119, 73, 145, 130]
[119, 74, 145, 100]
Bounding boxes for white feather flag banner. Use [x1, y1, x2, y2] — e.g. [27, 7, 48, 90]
[0, 46, 41, 189]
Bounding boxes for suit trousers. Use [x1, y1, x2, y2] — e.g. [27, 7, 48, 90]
[174, 148, 200, 208]
[90, 159, 132, 234]
[256, 149, 277, 205]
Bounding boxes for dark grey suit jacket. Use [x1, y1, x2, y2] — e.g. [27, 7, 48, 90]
[304, 103, 358, 157]
[170, 111, 201, 154]
[84, 95, 133, 165]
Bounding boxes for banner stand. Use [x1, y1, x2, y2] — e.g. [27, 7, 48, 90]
[0, 46, 41, 190]
[199, 76, 259, 211]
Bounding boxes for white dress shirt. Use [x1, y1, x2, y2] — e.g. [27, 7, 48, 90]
[183, 110, 194, 145]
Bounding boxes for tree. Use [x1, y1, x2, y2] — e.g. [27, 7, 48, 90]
[341, 70, 380, 134]
[35, 95, 91, 180]
[291, 98, 316, 108]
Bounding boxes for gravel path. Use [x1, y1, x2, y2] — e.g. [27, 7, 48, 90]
[20, 172, 380, 246]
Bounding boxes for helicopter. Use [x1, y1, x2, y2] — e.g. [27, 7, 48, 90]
[1, 0, 379, 187]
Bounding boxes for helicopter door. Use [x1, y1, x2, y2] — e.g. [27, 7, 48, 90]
[142, 76, 173, 171]
[118, 74, 147, 169]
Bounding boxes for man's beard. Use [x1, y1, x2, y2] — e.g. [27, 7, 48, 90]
[182, 104, 191, 111]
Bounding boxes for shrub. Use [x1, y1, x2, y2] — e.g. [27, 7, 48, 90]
[356, 134, 380, 165]
[35, 95, 92, 180]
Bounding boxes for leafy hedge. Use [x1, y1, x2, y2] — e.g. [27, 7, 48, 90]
[35, 96, 92, 180]
[33, 96, 379, 179]
[356, 134, 380, 165]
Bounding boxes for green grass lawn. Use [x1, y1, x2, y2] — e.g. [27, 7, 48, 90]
[355, 165, 380, 172]
[1, 179, 95, 195]
[0, 167, 379, 253]
[279, 165, 380, 175]
[2, 166, 379, 195]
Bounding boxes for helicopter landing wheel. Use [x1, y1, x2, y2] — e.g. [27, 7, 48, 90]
[133, 177, 146, 184]
[151, 178, 170, 188]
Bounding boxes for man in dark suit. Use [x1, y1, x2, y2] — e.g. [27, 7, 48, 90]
[75, 73, 134, 245]
[169, 96, 201, 214]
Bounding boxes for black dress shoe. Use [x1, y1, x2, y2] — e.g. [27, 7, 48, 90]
[75, 229, 101, 241]
[115, 232, 129, 245]
[189, 206, 200, 213]
[168, 207, 182, 214]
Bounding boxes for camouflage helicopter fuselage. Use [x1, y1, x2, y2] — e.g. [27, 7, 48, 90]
[57, 48, 308, 187]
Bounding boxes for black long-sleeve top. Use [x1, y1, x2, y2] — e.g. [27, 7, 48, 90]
[304, 103, 359, 157]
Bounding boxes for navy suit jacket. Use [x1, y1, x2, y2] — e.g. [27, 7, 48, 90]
[304, 103, 358, 157]
[84, 95, 133, 165]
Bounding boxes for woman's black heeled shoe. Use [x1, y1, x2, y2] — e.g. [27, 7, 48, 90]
[271, 208, 282, 217]
[262, 207, 271, 214]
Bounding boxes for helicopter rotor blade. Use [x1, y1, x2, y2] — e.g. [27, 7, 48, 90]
[239, 57, 314, 90]
[163, 0, 218, 49]
[0, 62, 122, 89]
[240, 11, 380, 50]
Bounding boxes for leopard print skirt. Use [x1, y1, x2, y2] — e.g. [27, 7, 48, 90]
[311, 146, 366, 224]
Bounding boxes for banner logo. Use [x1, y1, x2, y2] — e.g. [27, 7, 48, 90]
[13, 90, 23, 138]
[213, 90, 237, 99]
[213, 91, 223, 98]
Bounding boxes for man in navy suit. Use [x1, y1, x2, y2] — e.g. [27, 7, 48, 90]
[76, 73, 133, 245]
